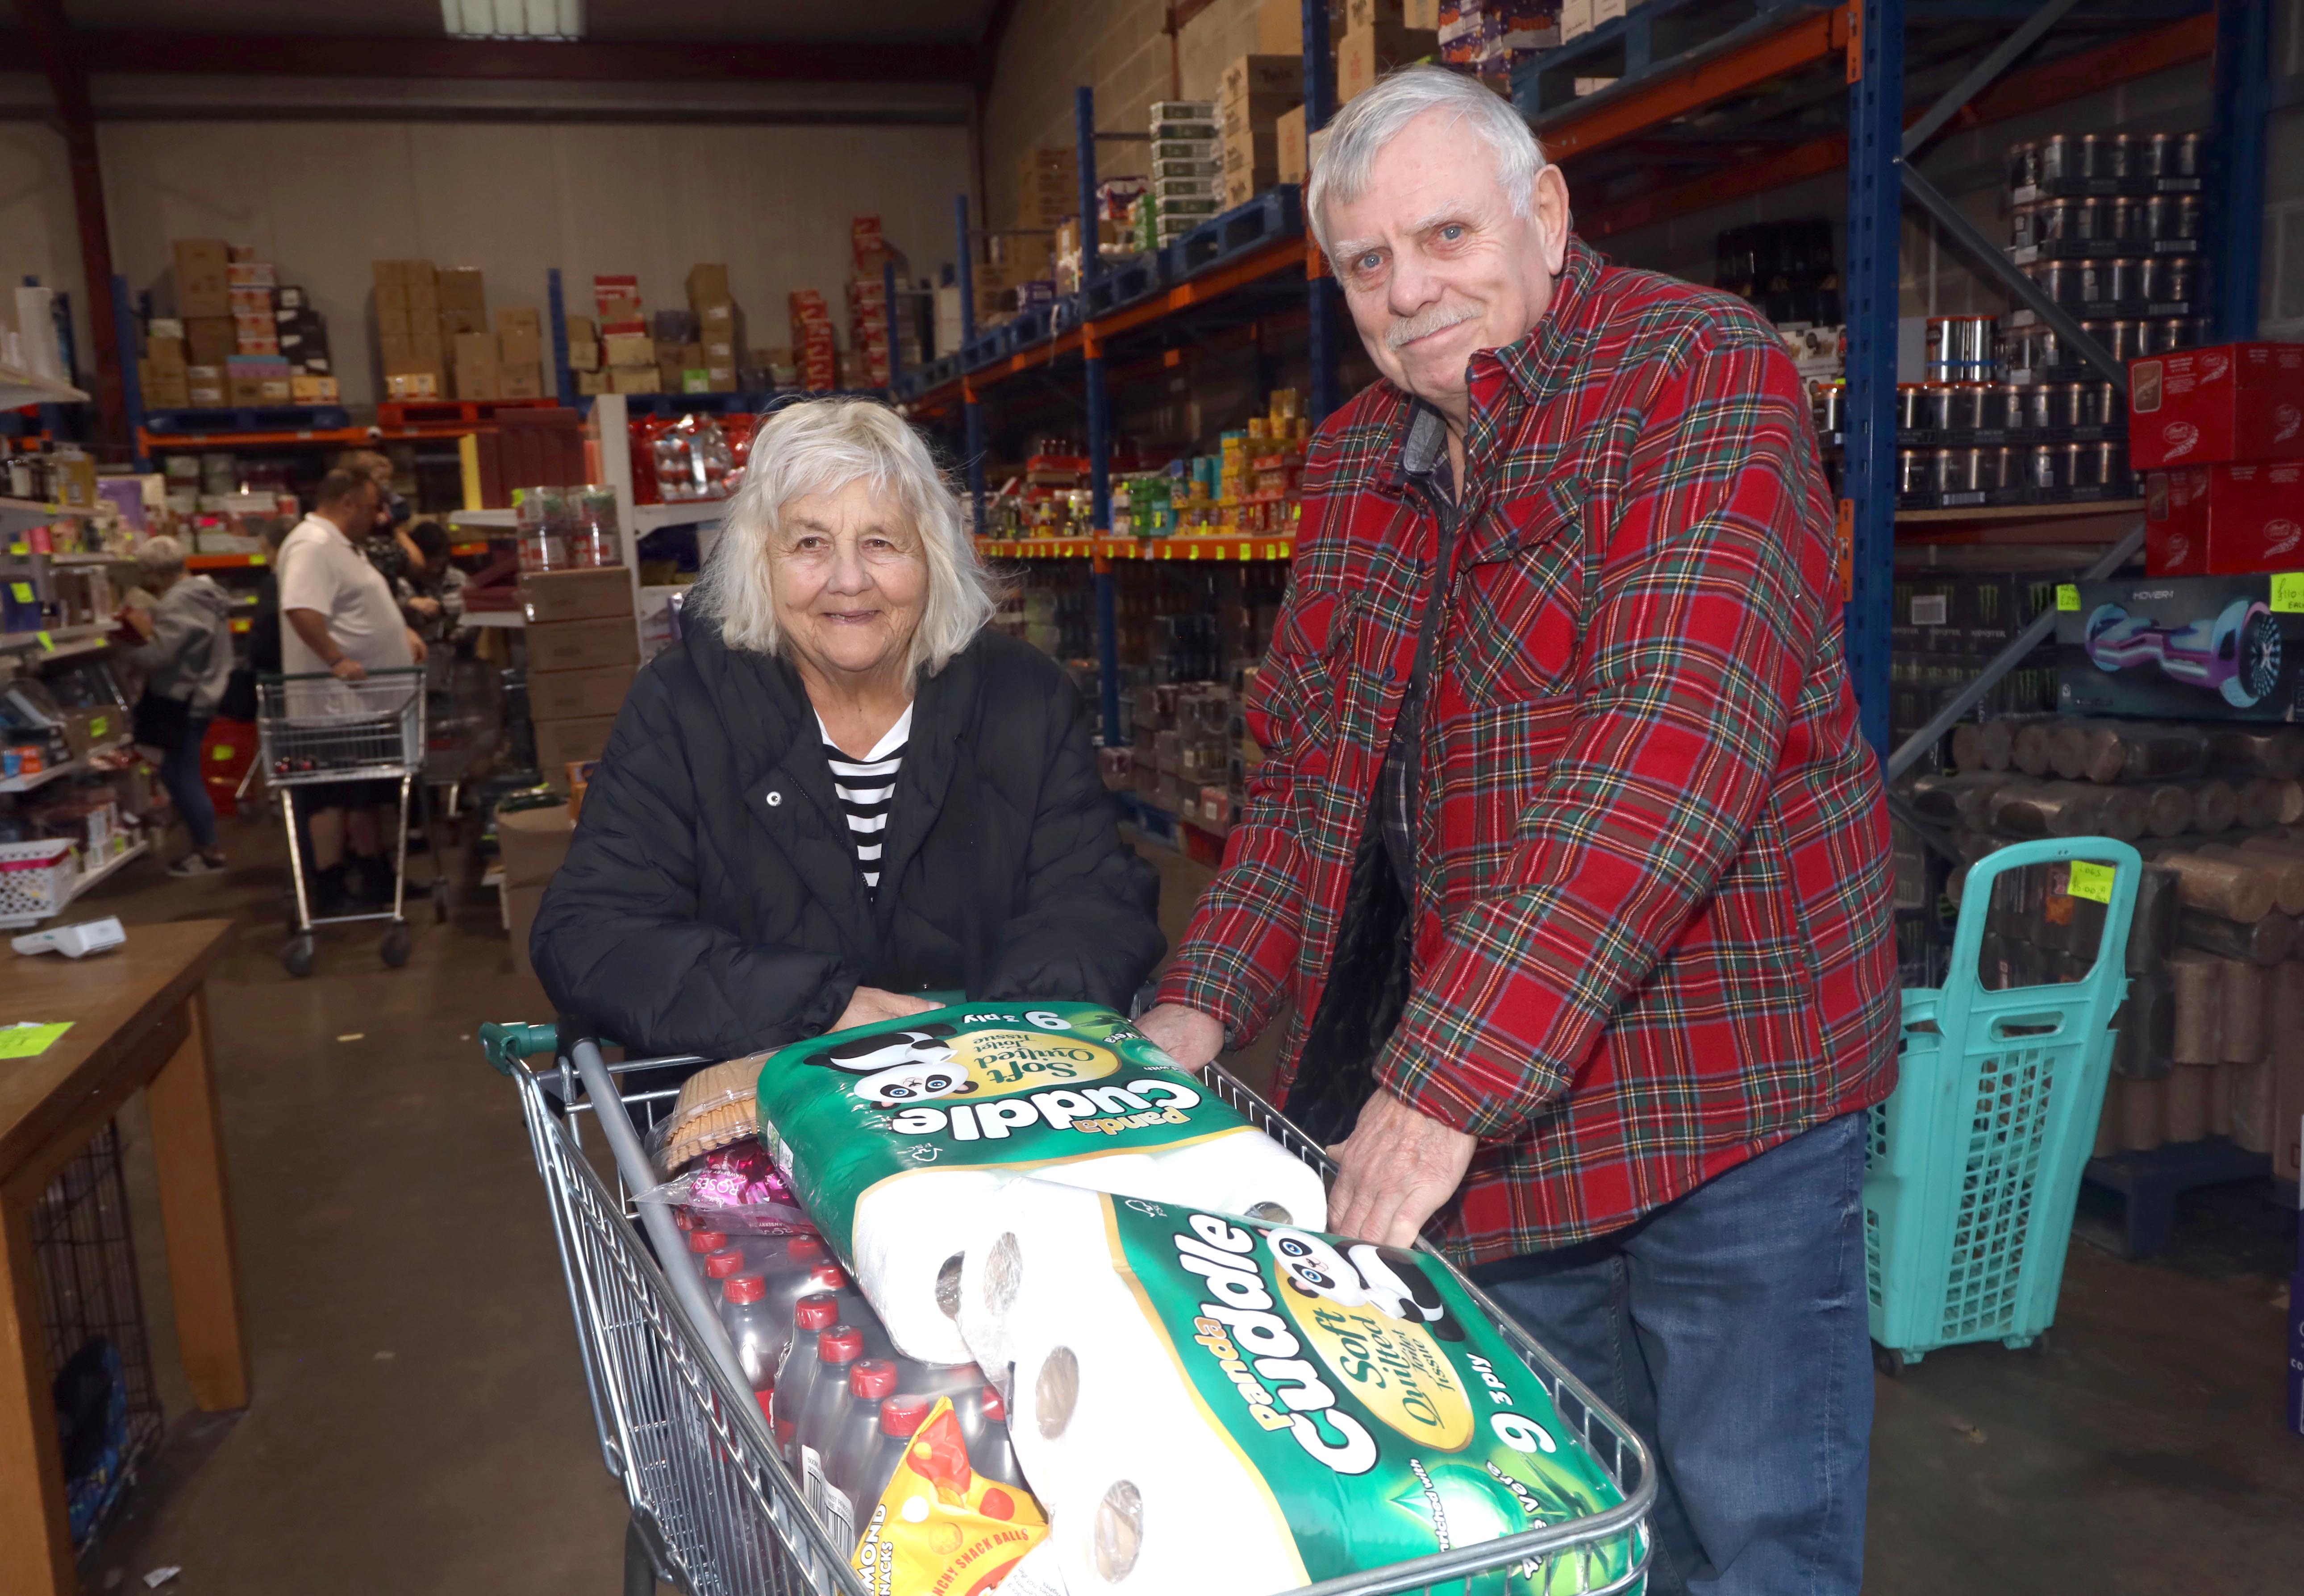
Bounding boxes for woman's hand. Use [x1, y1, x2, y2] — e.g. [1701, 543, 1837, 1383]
[832, 986, 942, 1033]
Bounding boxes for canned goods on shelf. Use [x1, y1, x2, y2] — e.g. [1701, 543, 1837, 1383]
[1897, 449, 1929, 494]
[1896, 384, 1928, 432]
[2175, 132, 2203, 179]
[2029, 444, 2063, 490]
[2138, 132, 2174, 180]
[2040, 133, 2078, 183]
[2066, 441, 2100, 490]
[2007, 140, 2041, 191]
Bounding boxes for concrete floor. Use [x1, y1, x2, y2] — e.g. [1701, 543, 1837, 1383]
[43, 815, 2304, 1594]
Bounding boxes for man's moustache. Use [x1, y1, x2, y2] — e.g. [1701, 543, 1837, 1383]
[1386, 304, 1477, 349]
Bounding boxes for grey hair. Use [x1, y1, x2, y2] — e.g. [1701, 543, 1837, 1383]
[694, 399, 996, 678]
[1307, 64, 1546, 258]
[133, 535, 187, 578]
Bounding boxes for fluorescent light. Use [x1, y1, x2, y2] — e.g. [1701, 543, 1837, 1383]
[441, 0, 583, 39]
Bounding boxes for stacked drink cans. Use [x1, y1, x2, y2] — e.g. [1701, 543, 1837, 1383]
[1149, 101, 1223, 250]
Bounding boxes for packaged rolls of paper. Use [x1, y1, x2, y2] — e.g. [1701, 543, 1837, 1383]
[960, 1180, 1635, 1596]
[754, 1002, 1327, 1363]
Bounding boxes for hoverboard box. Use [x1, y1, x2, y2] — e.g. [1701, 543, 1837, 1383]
[2058, 573, 2304, 720]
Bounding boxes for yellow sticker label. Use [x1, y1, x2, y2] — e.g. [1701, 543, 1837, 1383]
[0, 1022, 72, 1059]
[2068, 861, 2115, 903]
[2272, 573, 2304, 614]
[250, 552, 267, 566]
[37, 631, 52, 651]
[8, 582, 30, 603]
[2056, 584, 2080, 612]
[212, 744, 234, 761]
[87, 716, 107, 738]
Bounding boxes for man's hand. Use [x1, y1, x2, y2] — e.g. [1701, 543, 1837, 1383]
[408, 596, 442, 619]
[405, 628, 428, 664]
[831, 986, 941, 1033]
[1328, 1090, 1476, 1248]
[330, 656, 367, 682]
[1134, 1002, 1224, 1073]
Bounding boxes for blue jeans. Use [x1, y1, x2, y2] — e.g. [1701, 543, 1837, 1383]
[1474, 1111, 1872, 1596]
[156, 715, 218, 852]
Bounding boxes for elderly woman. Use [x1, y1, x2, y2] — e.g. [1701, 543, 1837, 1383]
[531, 400, 1163, 1058]
[122, 536, 236, 877]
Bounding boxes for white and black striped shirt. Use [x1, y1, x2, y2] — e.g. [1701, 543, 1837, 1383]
[818, 705, 912, 896]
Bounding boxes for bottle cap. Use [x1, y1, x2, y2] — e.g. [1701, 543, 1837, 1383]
[688, 1229, 729, 1255]
[881, 1394, 934, 1436]
[724, 1274, 767, 1305]
[979, 1385, 1006, 1424]
[850, 1358, 898, 1399]
[821, 1326, 864, 1363]
[704, 1250, 747, 1280]
[786, 1234, 828, 1262]
[673, 1209, 696, 1230]
[794, 1293, 839, 1331]
[808, 1262, 851, 1293]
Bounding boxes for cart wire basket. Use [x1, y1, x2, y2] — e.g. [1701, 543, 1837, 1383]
[1865, 836, 2141, 1371]
[255, 669, 436, 976]
[480, 1021, 1657, 1596]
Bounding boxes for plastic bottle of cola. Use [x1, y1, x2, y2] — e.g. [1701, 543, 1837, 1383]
[960, 1382, 1023, 1487]
[720, 1274, 789, 1394]
[854, 1393, 935, 1521]
[684, 1227, 733, 1280]
[793, 1325, 865, 1483]
[770, 1293, 843, 1451]
[822, 1357, 899, 1547]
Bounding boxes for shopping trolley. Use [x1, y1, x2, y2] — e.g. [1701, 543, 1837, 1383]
[1866, 836, 2141, 1372]
[479, 1020, 1655, 1596]
[256, 669, 442, 976]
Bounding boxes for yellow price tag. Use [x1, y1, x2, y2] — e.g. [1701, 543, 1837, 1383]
[8, 582, 30, 603]
[2056, 584, 2080, 612]
[37, 631, 52, 651]
[250, 552, 267, 566]
[88, 716, 107, 738]
[2272, 573, 2304, 614]
[2067, 860, 2115, 904]
[212, 744, 234, 761]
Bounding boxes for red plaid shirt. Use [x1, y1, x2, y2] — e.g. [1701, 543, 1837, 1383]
[1157, 237, 1899, 1262]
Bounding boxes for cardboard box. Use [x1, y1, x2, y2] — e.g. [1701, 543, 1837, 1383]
[1278, 104, 1309, 184]
[1562, 0, 1595, 34]
[404, 266, 439, 312]
[291, 374, 339, 404]
[497, 800, 575, 889]
[499, 362, 545, 399]
[1405, 0, 1440, 26]
[1255, 0, 1309, 53]
[185, 316, 235, 365]
[385, 371, 441, 399]
[171, 239, 231, 318]
[2129, 343, 2304, 470]
[140, 362, 192, 408]
[527, 615, 640, 674]
[439, 305, 488, 337]
[453, 330, 500, 370]
[1222, 54, 1303, 104]
[1223, 127, 1281, 180]
[602, 331, 655, 367]
[2145, 465, 2304, 575]
[1347, 0, 1406, 27]
[609, 366, 662, 394]
[686, 263, 731, 306]
[496, 305, 541, 339]
[2058, 572, 2304, 720]
[437, 266, 486, 311]
[528, 662, 637, 722]
[1338, 23, 1440, 101]
[457, 363, 500, 402]
[520, 566, 634, 625]
[567, 339, 600, 372]
[499, 328, 544, 366]
[533, 714, 617, 775]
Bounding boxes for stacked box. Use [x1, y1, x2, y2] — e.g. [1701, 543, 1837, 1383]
[1218, 62, 1299, 209]
[1011, 146, 1073, 288]
[495, 306, 546, 399]
[1151, 100, 1223, 246]
[374, 258, 446, 400]
[791, 289, 837, 391]
[520, 568, 637, 774]
[1438, 0, 1558, 75]
[139, 316, 191, 409]
[686, 264, 743, 393]
[595, 274, 658, 394]
[1338, 18, 1442, 102]
[171, 239, 231, 319]
[272, 283, 334, 397]
[844, 226, 893, 389]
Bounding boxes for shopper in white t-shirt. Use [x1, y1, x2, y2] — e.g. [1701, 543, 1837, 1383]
[278, 469, 428, 909]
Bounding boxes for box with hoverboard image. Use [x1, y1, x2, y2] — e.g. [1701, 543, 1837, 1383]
[2056, 572, 2304, 721]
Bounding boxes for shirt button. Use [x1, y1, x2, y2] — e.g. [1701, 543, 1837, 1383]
[765, 790, 783, 807]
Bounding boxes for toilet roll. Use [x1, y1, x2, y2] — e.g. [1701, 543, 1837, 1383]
[958, 1180, 1635, 1596]
[754, 1002, 1328, 1362]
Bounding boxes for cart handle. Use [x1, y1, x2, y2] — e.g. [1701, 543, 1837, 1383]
[479, 1020, 557, 1076]
[258, 667, 427, 682]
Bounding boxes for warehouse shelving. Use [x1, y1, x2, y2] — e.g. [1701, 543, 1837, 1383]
[0, 363, 87, 411]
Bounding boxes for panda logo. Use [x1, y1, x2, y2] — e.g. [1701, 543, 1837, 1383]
[1264, 1228, 1463, 1341]
[808, 1023, 978, 1108]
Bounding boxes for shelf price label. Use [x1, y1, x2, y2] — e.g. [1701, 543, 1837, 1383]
[2055, 584, 2080, 612]
[2271, 573, 2304, 614]
[2067, 860, 2115, 904]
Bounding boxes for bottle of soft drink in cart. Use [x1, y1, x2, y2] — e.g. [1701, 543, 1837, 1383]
[822, 1357, 900, 1547]
[683, 1228, 733, 1279]
[790, 1322, 864, 1484]
[854, 1393, 935, 1511]
[770, 1293, 842, 1450]
[960, 1382, 1023, 1487]
[720, 1273, 790, 1396]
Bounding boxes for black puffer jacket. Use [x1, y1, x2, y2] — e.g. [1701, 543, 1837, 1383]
[530, 618, 1164, 1058]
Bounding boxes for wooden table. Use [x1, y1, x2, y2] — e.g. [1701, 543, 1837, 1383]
[0, 919, 244, 1594]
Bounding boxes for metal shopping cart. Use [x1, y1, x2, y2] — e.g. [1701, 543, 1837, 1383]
[479, 1021, 1656, 1596]
[256, 669, 441, 976]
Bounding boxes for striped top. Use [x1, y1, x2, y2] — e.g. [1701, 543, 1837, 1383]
[818, 704, 913, 896]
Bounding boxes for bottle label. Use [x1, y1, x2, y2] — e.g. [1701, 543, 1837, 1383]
[850, 1397, 1047, 1592]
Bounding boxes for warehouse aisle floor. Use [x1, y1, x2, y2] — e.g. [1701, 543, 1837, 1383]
[50, 815, 2304, 1594]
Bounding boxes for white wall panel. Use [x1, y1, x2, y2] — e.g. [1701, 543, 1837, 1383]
[92, 117, 970, 403]
[0, 119, 91, 371]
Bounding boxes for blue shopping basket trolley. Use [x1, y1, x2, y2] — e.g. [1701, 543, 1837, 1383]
[1865, 836, 2141, 1372]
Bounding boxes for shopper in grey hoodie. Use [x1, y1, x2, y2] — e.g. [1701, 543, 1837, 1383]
[125, 536, 236, 875]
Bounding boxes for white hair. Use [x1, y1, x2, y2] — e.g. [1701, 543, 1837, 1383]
[693, 399, 996, 678]
[1307, 64, 1546, 258]
[134, 535, 187, 578]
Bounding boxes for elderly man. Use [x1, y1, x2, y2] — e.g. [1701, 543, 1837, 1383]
[1137, 66, 1897, 1596]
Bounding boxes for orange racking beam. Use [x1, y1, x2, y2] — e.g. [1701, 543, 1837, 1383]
[1579, 10, 2215, 241]
[1537, 4, 1852, 163]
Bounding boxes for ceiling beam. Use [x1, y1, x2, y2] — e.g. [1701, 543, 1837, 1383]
[69, 31, 981, 86]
